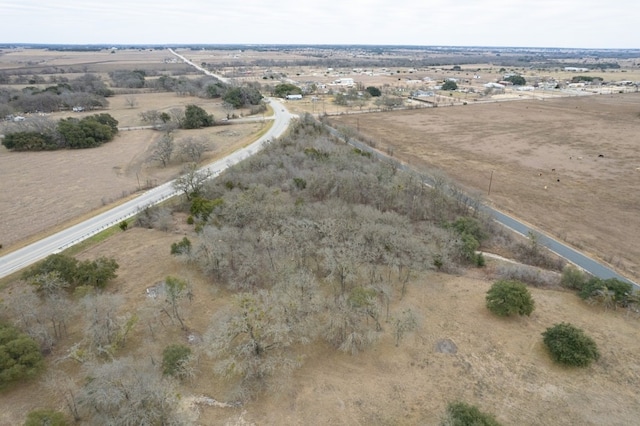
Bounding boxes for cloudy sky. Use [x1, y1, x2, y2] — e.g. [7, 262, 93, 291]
[1, 0, 638, 48]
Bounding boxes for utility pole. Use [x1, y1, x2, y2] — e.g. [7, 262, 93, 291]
[488, 170, 494, 195]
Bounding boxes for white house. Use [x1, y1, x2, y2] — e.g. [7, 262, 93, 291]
[484, 82, 505, 89]
[564, 67, 589, 72]
[333, 78, 355, 87]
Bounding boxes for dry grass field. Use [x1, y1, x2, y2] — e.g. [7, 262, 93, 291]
[331, 93, 640, 283]
[1, 225, 639, 425]
[0, 91, 266, 252]
[0, 47, 191, 77]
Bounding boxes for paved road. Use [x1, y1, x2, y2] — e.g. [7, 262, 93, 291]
[0, 99, 293, 279]
[168, 48, 230, 83]
[336, 126, 640, 289]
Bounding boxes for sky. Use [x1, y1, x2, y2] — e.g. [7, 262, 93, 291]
[1, 0, 639, 49]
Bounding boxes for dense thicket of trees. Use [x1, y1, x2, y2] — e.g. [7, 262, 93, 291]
[57, 113, 119, 148]
[162, 114, 492, 395]
[77, 358, 184, 425]
[2, 114, 119, 151]
[108, 70, 146, 88]
[0, 74, 112, 115]
[222, 86, 263, 108]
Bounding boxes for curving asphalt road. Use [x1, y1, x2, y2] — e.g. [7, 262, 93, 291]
[0, 99, 294, 279]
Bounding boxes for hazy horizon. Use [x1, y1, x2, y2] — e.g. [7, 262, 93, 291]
[1, 0, 639, 49]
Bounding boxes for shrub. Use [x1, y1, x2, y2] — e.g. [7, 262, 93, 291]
[182, 104, 214, 129]
[0, 322, 44, 388]
[365, 86, 381, 97]
[170, 237, 192, 255]
[485, 280, 535, 317]
[442, 401, 502, 426]
[2, 131, 57, 151]
[162, 344, 192, 378]
[23, 253, 78, 284]
[542, 323, 600, 367]
[23, 253, 118, 291]
[578, 277, 633, 307]
[560, 266, 588, 290]
[24, 409, 67, 426]
[74, 257, 119, 289]
[441, 80, 458, 91]
[494, 263, 560, 288]
[449, 217, 486, 263]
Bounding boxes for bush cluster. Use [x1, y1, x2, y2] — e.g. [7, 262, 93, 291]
[170, 237, 192, 255]
[2, 113, 118, 151]
[24, 409, 67, 426]
[0, 322, 44, 388]
[162, 344, 192, 378]
[442, 401, 502, 426]
[23, 253, 119, 291]
[561, 267, 637, 309]
[448, 216, 487, 265]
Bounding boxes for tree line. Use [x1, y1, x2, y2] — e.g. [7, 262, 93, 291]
[1, 113, 118, 151]
[0, 74, 113, 118]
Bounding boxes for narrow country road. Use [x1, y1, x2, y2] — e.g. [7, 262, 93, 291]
[0, 99, 294, 279]
[168, 48, 230, 83]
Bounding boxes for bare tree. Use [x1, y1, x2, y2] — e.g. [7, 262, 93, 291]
[78, 357, 186, 425]
[163, 276, 191, 330]
[324, 292, 380, 355]
[45, 371, 81, 422]
[179, 136, 209, 162]
[392, 308, 418, 347]
[2, 286, 72, 353]
[28, 271, 69, 298]
[124, 96, 138, 108]
[150, 132, 174, 167]
[169, 107, 185, 126]
[205, 291, 303, 395]
[173, 164, 212, 200]
[139, 109, 161, 126]
[81, 294, 136, 358]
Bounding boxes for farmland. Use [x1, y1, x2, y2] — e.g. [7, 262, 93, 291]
[1, 45, 640, 425]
